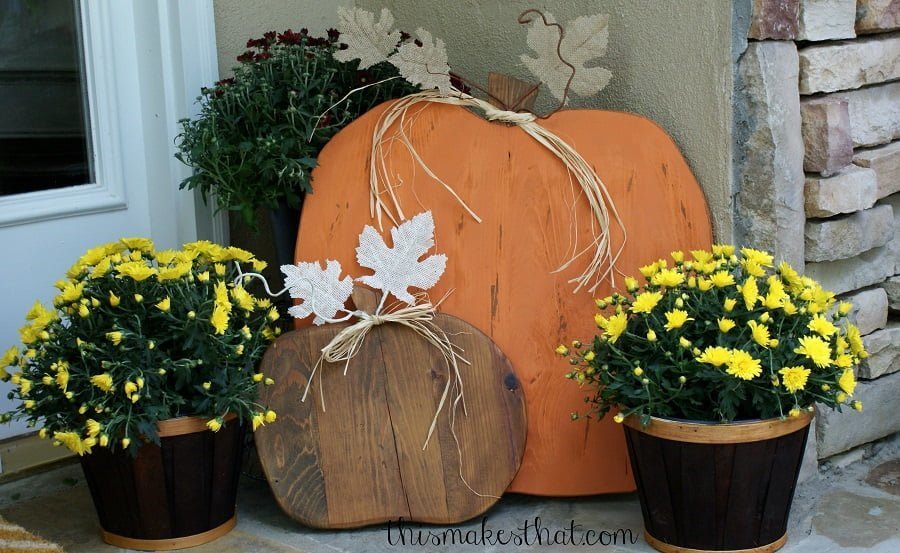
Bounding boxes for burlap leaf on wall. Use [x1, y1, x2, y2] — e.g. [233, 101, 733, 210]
[521, 12, 612, 103]
[387, 29, 453, 95]
[332, 6, 401, 69]
[356, 211, 447, 305]
[282, 260, 354, 325]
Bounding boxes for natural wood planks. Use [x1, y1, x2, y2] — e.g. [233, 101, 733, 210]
[255, 313, 525, 528]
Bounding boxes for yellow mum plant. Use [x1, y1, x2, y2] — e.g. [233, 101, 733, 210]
[1, 238, 279, 455]
[560, 246, 867, 424]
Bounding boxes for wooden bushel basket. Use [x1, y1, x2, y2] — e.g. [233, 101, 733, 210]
[79, 415, 245, 551]
[623, 412, 813, 553]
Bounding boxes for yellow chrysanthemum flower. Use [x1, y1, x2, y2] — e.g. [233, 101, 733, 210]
[723, 298, 737, 312]
[123, 381, 138, 398]
[120, 237, 155, 253]
[155, 250, 178, 265]
[18, 378, 32, 395]
[778, 261, 803, 293]
[646, 329, 657, 342]
[652, 268, 685, 288]
[109, 291, 121, 307]
[106, 331, 123, 346]
[230, 286, 255, 312]
[57, 282, 85, 304]
[631, 291, 662, 314]
[90, 256, 113, 279]
[214, 263, 227, 277]
[794, 335, 832, 368]
[663, 309, 692, 331]
[252, 412, 266, 431]
[697, 278, 714, 291]
[224, 246, 254, 262]
[56, 366, 69, 392]
[624, 276, 639, 292]
[834, 354, 854, 368]
[155, 297, 171, 312]
[603, 313, 628, 343]
[85, 419, 102, 437]
[1, 346, 18, 370]
[740, 247, 774, 267]
[717, 318, 736, 333]
[583, 351, 595, 361]
[838, 369, 857, 396]
[743, 260, 766, 277]
[555, 344, 569, 356]
[763, 278, 787, 309]
[207, 418, 222, 432]
[778, 366, 810, 393]
[740, 276, 758, 310]
[691, 249, 714, 264]
[157, 262, 192, 282]
[264, 410, 277, 423]
[90, 373, 114, 392]
[639, 262, 661, 279]
[252, 259, 268, 272]
[709, 271, 735, 288]
[748, 320, 771, 348]
[79, 243, 120, 266]
[267, 307, 280, 322]
[807, 314, 836, 337]
[210, 306, 229, 335]
[115, 261, 156, 281]
[711, 244, 735, 258]
[697, 346, 731, 367]
[782, 300, 798, 315]
[54, 431, 89, 456]
[726, 350, 762, 380]
[837, 302, 853, 316]
[845, 324, 866, 358]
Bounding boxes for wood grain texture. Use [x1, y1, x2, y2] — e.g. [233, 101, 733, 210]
[623, 421, 810, 551]
[255, 315, 526, 528]
[294, 101, 714, 495]
[79, 418, 244, 544]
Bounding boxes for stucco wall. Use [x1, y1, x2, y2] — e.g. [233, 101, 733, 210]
[214, 0, 735, 240]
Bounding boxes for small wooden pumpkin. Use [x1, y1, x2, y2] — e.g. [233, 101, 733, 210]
[294, 101, 713, 495]
[255, 289, 526, 528]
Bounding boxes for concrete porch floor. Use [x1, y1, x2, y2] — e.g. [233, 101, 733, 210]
[0, 435, 896, 553]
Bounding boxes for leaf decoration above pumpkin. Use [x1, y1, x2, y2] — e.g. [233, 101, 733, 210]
[332, 7, 401, 69]
[356, 211, 447, 305]
[282, 260, 354, 325]
[520, 12, 612, 103]
[387, 29, 453, 95]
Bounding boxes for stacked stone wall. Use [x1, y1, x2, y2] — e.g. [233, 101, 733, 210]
[740, 0, 900, 465]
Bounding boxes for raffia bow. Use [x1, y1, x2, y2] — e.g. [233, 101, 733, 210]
[302, 295, 468, 451]
[369, 89, 627, 293]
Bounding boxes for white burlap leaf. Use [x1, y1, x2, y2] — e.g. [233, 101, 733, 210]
[356, 211, 447, 305]
[332, 7, 401, 69]
[520, 12, 612, 103]
[387, 29, 453, 95]
[282, 260, 353, 325]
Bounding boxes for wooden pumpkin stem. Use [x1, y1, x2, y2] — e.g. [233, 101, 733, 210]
[487, 72, 540, 113]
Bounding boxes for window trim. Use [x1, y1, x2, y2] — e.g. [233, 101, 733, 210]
[0, 1, 128, 228]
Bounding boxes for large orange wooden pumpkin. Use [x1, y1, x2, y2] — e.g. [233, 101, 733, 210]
[295, 101, 713, 495]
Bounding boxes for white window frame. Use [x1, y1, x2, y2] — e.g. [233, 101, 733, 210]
[0, 1, 126, 227]
[0, 0, 225, 244]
